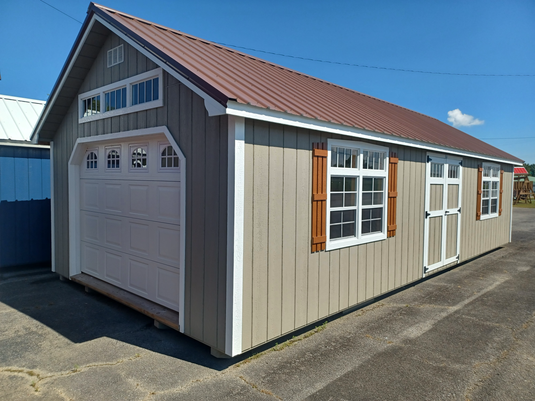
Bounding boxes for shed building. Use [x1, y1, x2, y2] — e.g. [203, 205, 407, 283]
[31, 3, 523, 357]
[0, 94, 50, 268]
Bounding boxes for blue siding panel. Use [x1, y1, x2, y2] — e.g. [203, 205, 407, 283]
[0, 145, 51, 267]
[41, 157, 51, 199]
[15, 153, 30, 201]
[29, 157, 43, 200]
[0, 156, 16, 201]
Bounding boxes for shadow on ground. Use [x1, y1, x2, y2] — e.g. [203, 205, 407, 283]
[0, 264, 235, 370]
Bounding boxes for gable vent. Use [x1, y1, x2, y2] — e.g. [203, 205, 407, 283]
[107, 44, 124, 68]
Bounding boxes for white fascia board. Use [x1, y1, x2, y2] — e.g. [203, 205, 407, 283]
[226, 102, 522, 166]
[31, 18, 97, 143]
[225, 115, 244, 357]
[94, 16, 226, 117]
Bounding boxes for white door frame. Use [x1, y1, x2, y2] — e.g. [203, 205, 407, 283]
[423, 153, 462, 276]
[68, 126, 186, 332]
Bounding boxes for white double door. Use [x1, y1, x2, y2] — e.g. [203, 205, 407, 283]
[423, 154, 462, 274]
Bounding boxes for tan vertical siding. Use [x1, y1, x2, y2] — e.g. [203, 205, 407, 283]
[51, 32, 227, 352]
[459, 159, 512, 262]
[242, 122, 428, 352]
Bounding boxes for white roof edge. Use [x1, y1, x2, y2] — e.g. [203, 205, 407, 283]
[0, 94, 46, 104]
[0, 94, 47, 142]
[226, 101, 523, 166]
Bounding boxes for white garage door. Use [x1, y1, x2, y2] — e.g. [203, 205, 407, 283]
[79, 135, 181, 311]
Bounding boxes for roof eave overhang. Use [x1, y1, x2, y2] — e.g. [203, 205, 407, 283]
[226, 101, 524, 165]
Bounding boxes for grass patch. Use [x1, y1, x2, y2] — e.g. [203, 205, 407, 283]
[235, 322, 328, 367]
[513, 201, 535, 208]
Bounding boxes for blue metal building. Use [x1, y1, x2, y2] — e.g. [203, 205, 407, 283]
[0, 95, 50, 267]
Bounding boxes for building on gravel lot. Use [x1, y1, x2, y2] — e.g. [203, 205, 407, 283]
[0, 94, 50, 268]
[31, 3, 523, 357]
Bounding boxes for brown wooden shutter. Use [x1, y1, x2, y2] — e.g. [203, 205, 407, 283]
[476, 166, 483, 221]
[499, 169, 504, 216]
[311, 143, 327, 252]
[387, 152, 399, 238]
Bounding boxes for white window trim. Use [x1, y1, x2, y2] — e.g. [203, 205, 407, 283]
[78, 68, 163, 123]
[480, 161, 500, 220]
[326, 138, 389, 251]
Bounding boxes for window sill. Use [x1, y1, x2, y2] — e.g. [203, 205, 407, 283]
[480, 213, 499, 221]
[326, 232, 386, 251]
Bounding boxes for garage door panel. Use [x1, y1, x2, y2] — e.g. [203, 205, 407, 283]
[81, 181, 100, 210]
[79, 136, 181, 311]
[128, 259, 150, 295]
[104, 250, 123, 286]
[157, 226, 180, 265]
[104, 217, 123, 248]
[81, 213, 100, 242]
[156, 267, 180, 306]
[157, 184, 180, 222]
[129, 184, 150, 217]
[104, 183, 123, 213]
[81, 243, 101, 276]
[81, 179, 179, 225]
[129, 222, 150, 255]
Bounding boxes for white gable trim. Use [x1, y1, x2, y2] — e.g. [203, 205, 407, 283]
[226, 101, 522, 166]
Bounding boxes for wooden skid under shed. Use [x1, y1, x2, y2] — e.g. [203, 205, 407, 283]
[70, 273, 180, 331]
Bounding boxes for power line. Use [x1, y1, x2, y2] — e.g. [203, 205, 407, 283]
[37, 0, 534, 78]
[480, 137, 535, 140]
[38, 0, 83, 24]
[216, 42, 535, 77]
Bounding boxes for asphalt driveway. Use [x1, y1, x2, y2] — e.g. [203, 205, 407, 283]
[1, 208, 534, 400]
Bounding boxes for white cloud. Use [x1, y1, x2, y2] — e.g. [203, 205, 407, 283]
[447, 109, 484, 127]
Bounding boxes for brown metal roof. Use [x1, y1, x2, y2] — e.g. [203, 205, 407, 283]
[36, 3, 523, 163]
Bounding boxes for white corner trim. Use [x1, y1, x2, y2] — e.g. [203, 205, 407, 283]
[226, 102, 522, 166]
[50, 142, 55, 273]
[94, 15, 226, 117]
[225, 115, 245, 357]
[67, 126, 187, 333]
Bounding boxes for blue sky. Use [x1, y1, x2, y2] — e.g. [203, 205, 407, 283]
[1, 0, 534, 163]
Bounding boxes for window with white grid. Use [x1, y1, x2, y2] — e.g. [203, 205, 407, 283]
[327, 139, 388, 250]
